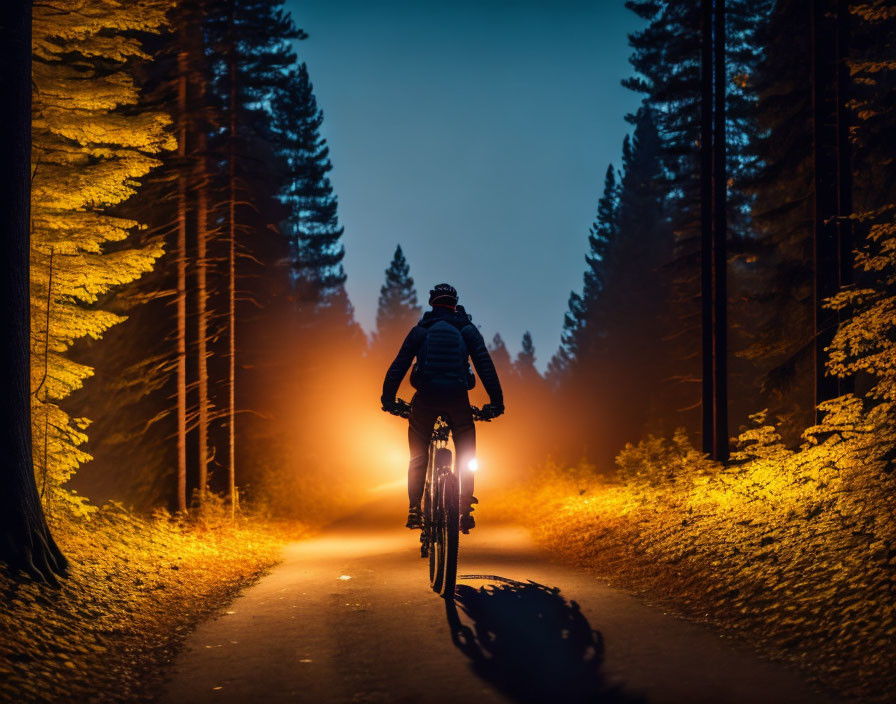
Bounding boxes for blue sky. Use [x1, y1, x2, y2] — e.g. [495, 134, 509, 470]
[286, 0, 643, 370]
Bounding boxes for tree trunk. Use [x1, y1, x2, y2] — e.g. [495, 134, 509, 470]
[0, 0, 68, 585]
[712, 0, 728, 462]
[176, 45, 189, 513]
[700, 0, 714, 456]
[196, 128, 210, 505]
[227, 1, 238, 519]
[811, 0, 840, 419]
[834, 0, 853, 396]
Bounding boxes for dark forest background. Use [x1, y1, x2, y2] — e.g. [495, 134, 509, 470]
[16, 0, 891, 521]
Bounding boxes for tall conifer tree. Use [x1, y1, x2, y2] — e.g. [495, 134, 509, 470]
[374, 245, 421, 352]
[555, 164, 619, 368]
[489, 334, 513, 380]
[274, 63, 349, 319]
[210, 0, 301, 514]
[515, 332, 538, 378]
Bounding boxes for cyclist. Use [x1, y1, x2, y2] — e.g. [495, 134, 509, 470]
[381, 283, 504, 533]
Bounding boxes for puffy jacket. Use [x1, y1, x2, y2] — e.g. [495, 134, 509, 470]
[382, 305, 503, 405]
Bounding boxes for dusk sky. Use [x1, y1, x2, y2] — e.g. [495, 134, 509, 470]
[287, 0, 643, 369]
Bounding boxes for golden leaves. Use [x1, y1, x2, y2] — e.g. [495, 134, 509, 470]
[500, 412, 896, 702]
[30, 0, 174, 514]
[0, 509, 296, 702]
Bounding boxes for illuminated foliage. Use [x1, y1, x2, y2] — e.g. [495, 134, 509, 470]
[30, 0, 174, 515]
[512, 10, 896, 700]
[0, 503, 292, 701]
[501, 409, 895, 701]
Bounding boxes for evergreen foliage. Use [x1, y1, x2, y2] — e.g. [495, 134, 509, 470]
[374, 245, 422, 351]
[489, 334, 513, 379]
[552, 108, 668, 459]
[514, 331, 537, 377]
[273, 63, 348, 317]
[556, 164, 618, 366]
[68, 0, 310, 510]
[740, 0, 816, 434]
[622, 0, 770, 435]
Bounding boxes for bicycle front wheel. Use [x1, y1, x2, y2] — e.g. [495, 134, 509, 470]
[429, 448, 454, 596]
[437, 469, 459, 599]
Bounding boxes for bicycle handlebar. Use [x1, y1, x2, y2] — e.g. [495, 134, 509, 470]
[384, 398, 496, 422]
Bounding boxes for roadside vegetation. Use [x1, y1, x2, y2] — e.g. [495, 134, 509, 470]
[0, 502, 302, 703]
[493, 411, 895, 703]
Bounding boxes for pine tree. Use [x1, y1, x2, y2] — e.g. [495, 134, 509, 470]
[212, 0, 301, 514]
[551, 108, 669, 460]
[30, 0, 173, 515]
[554, 164, 619, 368]
[273, 63, 348, 318]
[375, 245, 422, 352]
[514, 332, 538, 377]
[489, 334, 513, 379]
[624, 0, 770, 441]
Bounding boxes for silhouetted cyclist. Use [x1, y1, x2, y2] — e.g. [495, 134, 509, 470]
[381, 283, 504, 533]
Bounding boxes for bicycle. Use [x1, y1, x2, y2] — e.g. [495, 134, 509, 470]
[386, 398, 492, 598]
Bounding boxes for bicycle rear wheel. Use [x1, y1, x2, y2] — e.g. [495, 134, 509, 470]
[438, 468, 459, 599]
[428, 474, 442, 593]
[429, 448, 454, 595]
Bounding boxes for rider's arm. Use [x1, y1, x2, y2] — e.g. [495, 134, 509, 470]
[382, 326, 425, 404]
[461, 325, 503, 406]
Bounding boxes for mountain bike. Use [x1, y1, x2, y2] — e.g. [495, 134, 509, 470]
[387, 399, 490, 598]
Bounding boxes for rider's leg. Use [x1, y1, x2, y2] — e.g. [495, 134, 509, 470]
[445, 395, 477, 513]
[407, 395, 438, 511]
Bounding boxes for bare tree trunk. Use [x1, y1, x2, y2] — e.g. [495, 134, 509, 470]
[712, 0, 728, 462]
[196, 128, 210, 505]
[834, 0, 853, 396]
[176, 45, 189, 513]
[811, 0, 840, 419]
[700, 0, 728, 461]
[700, 0, 714, 456]
[0, 0, 68, 585]
[227, 1, 238, 519]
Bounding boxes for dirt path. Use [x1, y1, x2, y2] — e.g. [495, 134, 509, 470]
[161, 497, 837, 704]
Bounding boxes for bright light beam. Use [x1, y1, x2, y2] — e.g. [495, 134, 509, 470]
[468, 458, 479, 472]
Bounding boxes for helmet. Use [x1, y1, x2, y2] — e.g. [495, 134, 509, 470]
[429, 283, 458, 307]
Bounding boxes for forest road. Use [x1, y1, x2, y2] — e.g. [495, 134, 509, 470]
[161, 493, 836, 704]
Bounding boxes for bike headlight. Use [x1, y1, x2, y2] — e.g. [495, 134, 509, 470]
[467, 458, 479, 472]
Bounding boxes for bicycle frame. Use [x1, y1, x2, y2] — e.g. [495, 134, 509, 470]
[386, 398, 490, 598]
[420, 417, 459, 596]
[420, 419, 451, 558]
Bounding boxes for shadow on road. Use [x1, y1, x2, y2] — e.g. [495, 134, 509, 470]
[445, 579, 644, 704]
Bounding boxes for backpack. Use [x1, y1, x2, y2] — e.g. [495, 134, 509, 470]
[411, 320, 475, 392]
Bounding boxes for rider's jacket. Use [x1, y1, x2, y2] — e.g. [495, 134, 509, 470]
[382, 306, 503, 406]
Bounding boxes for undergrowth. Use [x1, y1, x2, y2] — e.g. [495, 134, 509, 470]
[0, 502, 305, 703]
[494, 412, 896, 704]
